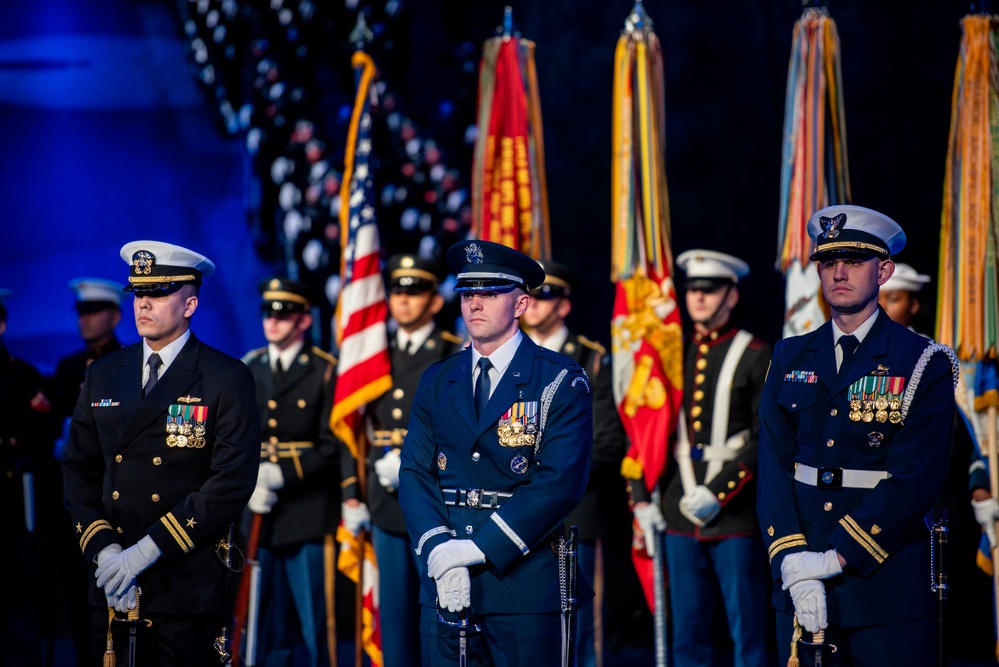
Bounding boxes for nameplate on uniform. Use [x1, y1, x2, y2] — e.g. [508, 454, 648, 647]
[497, 401, 538, 447]
[165, 403, 209, 448]
[784, 370, 818, 383]
[847, 375, 904, 424]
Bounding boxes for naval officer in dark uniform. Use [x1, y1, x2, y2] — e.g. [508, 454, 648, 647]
[339, 253, 462, 667]
[757, 206, 959, 665]
[523, 260, 631, 667]
[241, 277, 341, 666]
[62, 241, 260, 667]
[398, 240, 593, 666]
[641, 249, 771, 667]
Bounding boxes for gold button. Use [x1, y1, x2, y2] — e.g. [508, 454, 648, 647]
[115, 454, 123, 463]
[696, 358, 708, 370]
[694, 390, 704, 401]
[728, 481, 736, 489]
[690, 406, 702, 417]
[693, 421, 702, 432]
[767, 526, 775, 537]
[824, 502, 833, 511]
[738, 470, 747, 479]
[112, 491, 119, 500]
[269, 436, 279, 444]
[699, 344, 709, 354]
[151, 494, 161, 502]
[829, 408, 838, 417]
[717, 492, 726, 500]
[826, 439, 834, 448]
[153, 457, 162, 466]
[117, 527, 124, 534]
[695, 373, 705, 384]
[267, 400, 277, 409]
[267, 418, 277, 428]
[297, 399, 306, 408]
[393, 388, 405, 400]
[392, 408, 403, 420]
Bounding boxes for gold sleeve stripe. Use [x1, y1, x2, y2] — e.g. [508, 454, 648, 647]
[768, 534, 808, 562]
[839, 515, 888, 563]
[80, 520, 113, 551]
[341, 476, 358, 489]
[160, 513, 196, 553]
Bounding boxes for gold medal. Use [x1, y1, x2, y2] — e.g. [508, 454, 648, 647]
[888, 398, 901, 411]
[889, 411, 902, 424]
[849, 410, 862, 422]
[875, 410, 888, 423]
[177, 435, 189, 447]
[850, 399, 861, 410]
[862, 411, 874, 423]
[862, 400, 874, 411]
[166, 435, 178, 447]
[875, 397, 888, 411]
[193, 436, 206, 448]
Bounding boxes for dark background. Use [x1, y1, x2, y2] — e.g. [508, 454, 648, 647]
[0, 0, 967, 371]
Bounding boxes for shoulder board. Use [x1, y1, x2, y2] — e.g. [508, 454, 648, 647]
[576, 335, 606, 356]
[311, 346, 338, 365]
[241, 347, 266, 364]
[537, 346, 583, 370]
[440, 330, 465, 346]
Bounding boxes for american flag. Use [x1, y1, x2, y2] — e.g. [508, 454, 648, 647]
[332, 50, 389, 667]
[331, 50, 392, 457]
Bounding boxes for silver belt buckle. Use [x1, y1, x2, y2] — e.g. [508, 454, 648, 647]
[465, 489, 481, 508]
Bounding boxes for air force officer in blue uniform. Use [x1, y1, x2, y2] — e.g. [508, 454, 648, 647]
[757, 206, 958, 665]
[62, 241, 260, 667]
[398, 240, 593, 666]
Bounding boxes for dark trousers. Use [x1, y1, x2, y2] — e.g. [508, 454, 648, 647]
[89, 606, 221, 667]
[775, 609, 939, 665]
[419, 606, 561, 667]
[373, 524, 422, 667]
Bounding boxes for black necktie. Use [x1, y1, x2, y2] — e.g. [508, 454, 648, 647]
[143, 353, 162, 397]
[274, 357, 285, 377]
[838, 335, 859, 373]
[474, 357, 492, 418]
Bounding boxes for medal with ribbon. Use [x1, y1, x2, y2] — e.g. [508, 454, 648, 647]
[497, 401, 539, 447]
[166, 404, 182, 446]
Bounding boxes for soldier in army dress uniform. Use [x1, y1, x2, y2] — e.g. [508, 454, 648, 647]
[523, 260, 633, 667]
[631, 250, 771, 667]
[62, 241, 260, 667]
[757, 206, 959, 665]
[339, 253, 462, 667]
[399, 240, 593, 666]
[241, 277, 343, 666]
[0, 289, 54, 664]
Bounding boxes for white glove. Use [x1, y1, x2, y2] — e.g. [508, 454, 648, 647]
[787, 580, 827, 633]
[95, 535, 162, 598]
[96, 545, 124, 608]
[679, 485, 722, 527]
[973, 497, 999, 549]
[435, 566, 471, 613]
[257, 461, 284, 490]
[341, 502, 371, 535]
[248, 486, 279, 514]
[633, 502, 667, 555]
[374, 449, 402, 490]
[780, 549, 843, 589]
[428, 540, 486, 579]
[113, 583, 138, 613]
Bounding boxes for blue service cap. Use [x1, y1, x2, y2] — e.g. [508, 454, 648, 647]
[120, 241, 216, 296]
[447, 240, 545, 293]
[807, 205, 905, 262]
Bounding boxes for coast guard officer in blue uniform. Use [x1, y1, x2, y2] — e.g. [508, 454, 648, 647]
[757, 206, 958, 665]
[398, 240, 593, 667]
[62, 241, 261, 667]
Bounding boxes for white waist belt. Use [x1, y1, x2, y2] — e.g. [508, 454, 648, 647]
[794, 462, 891, 489]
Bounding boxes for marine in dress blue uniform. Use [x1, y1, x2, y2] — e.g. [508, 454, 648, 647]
[62, 241, 261, 667]
[398, 241, 593, 667]
[653, 250, 771, 667]
[756, 206, 959, 665]
[524, 260, 632, 667]
[241, 277, 342, 666]
[339, 254, 463, 667]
